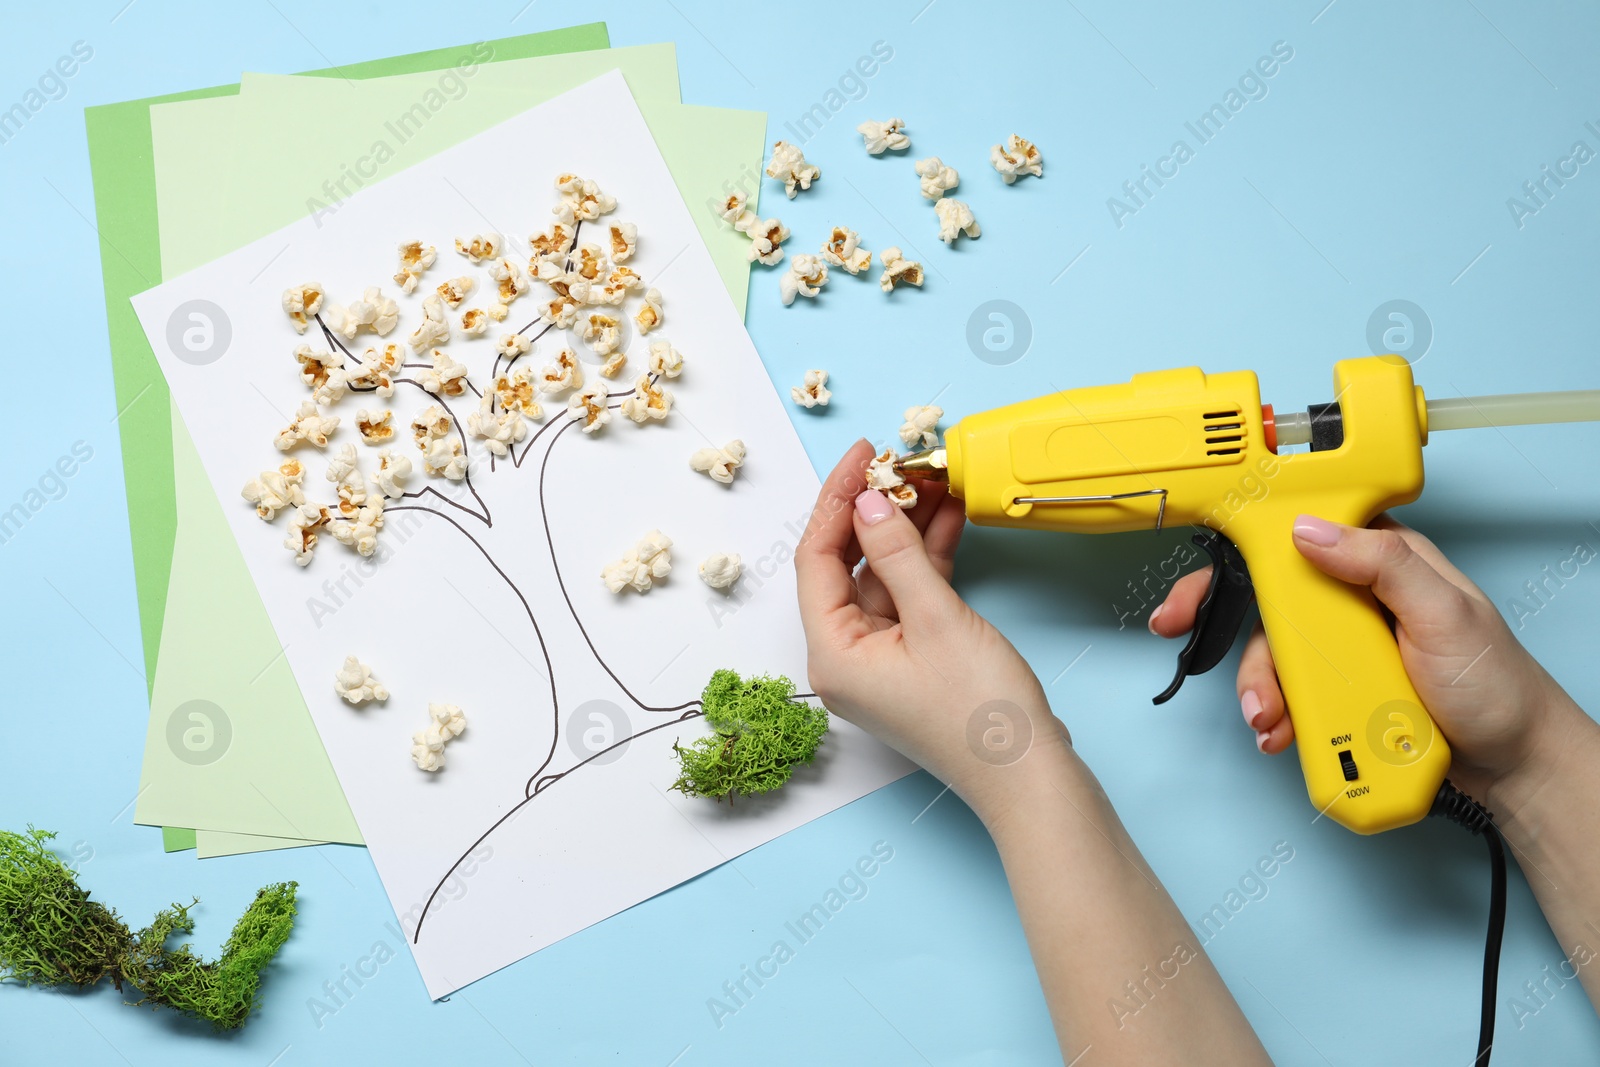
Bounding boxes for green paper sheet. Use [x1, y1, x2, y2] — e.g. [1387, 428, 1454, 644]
[87, 23, 612, 853]
[137, 51, 767, 855]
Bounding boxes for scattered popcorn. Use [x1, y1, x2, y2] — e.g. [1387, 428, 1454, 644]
[467, 394, 530, 456]
[370, 449, 412, 499]
[529, 220, 576, 262]
[538, 348, 585, 394]
[599, 352, 627, 379]
[719, 192, 758, 233]
[601, 529, 672, 594]
[408, 293, 451, 351]
[779, 254, 829, 305]
[489, 257, 529, 305]
[821, 226, 872, 275]
[275, 400, 340, 451]
[647, 341, 684, 378]
[436, 276, 476, 309]
[699, 553, 743, 590]
[326, 286, 399, 339]
[567, 380, 611, 434]
[411, 703, 468, 773]
[900, 405, 943, 448]
[357, 408, 395, 444]
[461, 308, 489, 336]
[284, 503, 332, 566]
[349, 343, 403, 398]
[555, 173, 616, 220]
[991, 134, 1043, 183]
[619, 374, 673, 424]
[607, 222, 637, 264]
[417, 348, 469, 397]
[495, 332, 531, 361]
[934, 197, 981, 244]
[282, 282, 324, 333]
[791, 369, 832, 408]
[334, 655, 389, 705]
[579, 312, 623, 357]
[913, 156, 959, 200]
[857, 117, 910, 155]
[241, 459, 306, 520]
[879, 246, 924, 292]
[765, 140, 821, 198]
[746, 218, 789, 266]
[421, 436, 469, 480]
[455, 233, 502, 261]
[394, 242, 436, 293]
[331, 498, 386, 557]
[867, 448, 917, 508]
[634, 288, 664, 333]
[586, 267, 637, 306]
[689, 439, 747, 484]
[493, 368, 544, 419]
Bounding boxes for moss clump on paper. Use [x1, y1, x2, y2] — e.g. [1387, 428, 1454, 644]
[0, 827, 297, 1030]
[671, 670, 828, 801]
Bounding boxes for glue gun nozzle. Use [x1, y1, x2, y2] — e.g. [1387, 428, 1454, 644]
[894, 447, 948, 480]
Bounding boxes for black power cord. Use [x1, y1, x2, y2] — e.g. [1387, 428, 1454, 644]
[1430, 780, 1508, 1067]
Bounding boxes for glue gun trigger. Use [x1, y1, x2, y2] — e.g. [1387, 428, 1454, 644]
[1153, 531, 1256, 705]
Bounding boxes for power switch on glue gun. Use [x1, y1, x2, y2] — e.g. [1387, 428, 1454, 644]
[894, 356, 1600, 834]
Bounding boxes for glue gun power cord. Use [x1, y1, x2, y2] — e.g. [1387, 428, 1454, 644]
[1430, 780, 1508, 1067]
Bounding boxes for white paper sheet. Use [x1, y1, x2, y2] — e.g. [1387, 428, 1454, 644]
[131, 71, 914, 999]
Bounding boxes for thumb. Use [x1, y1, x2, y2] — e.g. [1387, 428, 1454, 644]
[853, 489, 959, 620]
[1290, 514, 1466, 623]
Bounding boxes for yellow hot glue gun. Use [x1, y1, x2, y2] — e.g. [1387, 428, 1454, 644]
[895, 355, 1600, 834]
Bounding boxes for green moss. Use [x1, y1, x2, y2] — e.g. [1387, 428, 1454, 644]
[671, 669, 829, 801]
[0, 827, 297, 1030]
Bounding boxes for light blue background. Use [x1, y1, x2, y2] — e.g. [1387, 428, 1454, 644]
[3, 1, 1599, 1063]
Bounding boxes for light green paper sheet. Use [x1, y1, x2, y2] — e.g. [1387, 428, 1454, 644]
[87, 23, 614, 854]
[139, 51, 767, 855]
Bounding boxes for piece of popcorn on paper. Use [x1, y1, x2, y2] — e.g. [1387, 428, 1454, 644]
[719, 192, 758, 233]
[879, 246, 924, 292]
[275, 400, 340, 451]
[689, 439, 747, 484]
[455, 233, 502, 262]
[607, 222, 637, 264]
[699, 553, 743, 590]
[746, 218, 789, 266]
[580, 312, 623, 357]
[934, 198, 981, 244]
[791, 369, 831, 408]
[567, 380, 611, 434]
[555, 173, 617, 221]
[331, 498, 385, 557]
[647, 341, 684, 378]
[822, 227, 872, 275]
[913, 156, 959, 200]
[857, 118, 910, 155]
[395, 241, 437, 293]
[418, 349, 469, 397]
[602, 529, 673, 593]
[634, 288, 664, 334]
[867, 448, 918, 509]
[765, 140, 821, 198]
[467, 394, 530, 456]
[991, 134, 1043, 183]
[495, 332, 531, 361]
[494, 368, 544, 419]
[619, 375, 672, 424]
[241, 459, 306, 521]
[899, 405, 943, 448]
[538, 348, 585, 394]
[460, 309, 489, 336]
[410, 703, 468, 773]
[281, 282, 324, 333]
[437, 276, 476, 309]
[370, 449, 412, 499]
[409, 293, 451, 351]
[283, 503, 332, 566]
[326, 287, 399, 340]
[780, 254, 829, 305]
[489, 257, 529, 307]
[335, 655, 389, 705]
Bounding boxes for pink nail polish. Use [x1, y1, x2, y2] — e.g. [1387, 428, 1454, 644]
[1147, 604, 1166, 634]
[1292, 514, 1341, 547]
[1255, 729, 1271, 752]
[855, 490, 894, 526]
[1241, 690, 1263, 730]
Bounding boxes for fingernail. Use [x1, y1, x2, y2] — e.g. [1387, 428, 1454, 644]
[855, 490, 894, 526]
[1241, 690, 1264, 730]
[1255, 729, 1271, 752]
[1146, 604, 1165, 634]
[1292, 514, 1341, 547]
